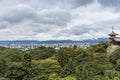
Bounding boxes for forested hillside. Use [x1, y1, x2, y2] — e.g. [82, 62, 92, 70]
[0, 41, 120, 80]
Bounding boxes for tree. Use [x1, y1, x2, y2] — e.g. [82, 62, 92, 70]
[22, 52, 34, 80]
[75, 52, 112, 80]
[30, 47, 56, 60]
[0, 59, 7, 77]
[62, 58, 75, 77]
[109, 48, 120, 71]
[57, 49, 69, 68]
[23, 52, 32, 68]
[32, 59, 61, 80]
[6, 65, 26, 80]
[87, 41, 109, 53]
[104, 69, 120, 80]
[109, 48, 120, 64]
[1, 48, 24, 62]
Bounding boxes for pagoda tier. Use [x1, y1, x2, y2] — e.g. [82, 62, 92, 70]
[108, 27, 120, 45]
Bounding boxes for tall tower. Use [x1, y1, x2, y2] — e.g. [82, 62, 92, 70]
[109, 27, 118, 45]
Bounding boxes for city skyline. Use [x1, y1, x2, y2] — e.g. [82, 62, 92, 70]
[0, 0, 120, 40]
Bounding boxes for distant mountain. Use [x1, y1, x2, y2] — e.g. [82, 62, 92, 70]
[0, 38, 109, 45]
[81, 38, 109, 43]
[38, 38, 109, 44]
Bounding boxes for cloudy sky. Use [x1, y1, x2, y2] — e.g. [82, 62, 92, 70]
[0, 0, 120, 40]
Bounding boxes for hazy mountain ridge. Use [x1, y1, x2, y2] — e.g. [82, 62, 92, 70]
[0, 38, 109, 45]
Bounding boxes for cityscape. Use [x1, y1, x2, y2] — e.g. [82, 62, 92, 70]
[0, 38, 108, 50]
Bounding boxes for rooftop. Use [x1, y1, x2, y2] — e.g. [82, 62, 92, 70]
[109, 27, 118, 36]
[109, 31, 118, 36]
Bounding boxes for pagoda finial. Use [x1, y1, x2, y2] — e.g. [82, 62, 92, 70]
[112, 26, 114, 33]
[109, 26, 118, 36]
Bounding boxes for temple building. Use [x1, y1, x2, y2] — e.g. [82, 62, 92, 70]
[109, 27, 120, 45]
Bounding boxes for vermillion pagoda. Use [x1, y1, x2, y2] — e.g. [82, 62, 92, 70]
[109, 27, 120, 45]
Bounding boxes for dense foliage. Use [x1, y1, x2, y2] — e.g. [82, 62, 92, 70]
[1, 41, 120, 80]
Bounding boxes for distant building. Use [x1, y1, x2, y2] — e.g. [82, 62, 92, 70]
[109, 27, 120, 45]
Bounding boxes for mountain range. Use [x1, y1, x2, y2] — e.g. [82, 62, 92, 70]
[0, 38, 109, 45]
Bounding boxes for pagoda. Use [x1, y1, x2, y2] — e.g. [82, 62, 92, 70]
[109, 27, 120, 45]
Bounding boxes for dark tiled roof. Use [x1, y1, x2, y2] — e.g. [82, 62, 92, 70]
[109, 32, 118, 36]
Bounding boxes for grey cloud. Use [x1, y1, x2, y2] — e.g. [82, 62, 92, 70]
[71, 25, 93, 35]
[0, 0, 94, 8]
[98, 0, 120, 10]
[30, 23, 57, 33]
[57, 20, 116, 39]
[70, 0, 94, 7]
[0, 4, 71, 26]
[0, 22, 9, 29]
[38, 10, 71, 26]
[0, 0, 30, 5]
[0, 0, 119, 40]
[62, 24, 100, 36]
[96, 18, 120, 32]
[0, 0, 94, 28]
[0, 4, 36, 23]
[29, 0, 94, 8]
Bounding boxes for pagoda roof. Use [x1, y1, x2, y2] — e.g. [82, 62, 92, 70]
[109, 31, 118, 36]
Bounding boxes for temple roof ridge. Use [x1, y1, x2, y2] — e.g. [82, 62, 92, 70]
[109, 26, 118, 36]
